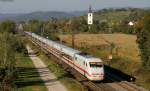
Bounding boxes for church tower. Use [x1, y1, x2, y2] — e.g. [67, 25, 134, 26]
[87, 5, 93, 25]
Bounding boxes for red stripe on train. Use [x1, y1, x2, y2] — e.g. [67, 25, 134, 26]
[63, 56, 92, 77]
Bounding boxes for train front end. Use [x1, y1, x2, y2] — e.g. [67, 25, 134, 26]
[87, 58, 104, 81]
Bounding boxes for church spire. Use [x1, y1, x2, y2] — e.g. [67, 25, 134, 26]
[87, 5, 93, 25]
[89, 5, 92, 13]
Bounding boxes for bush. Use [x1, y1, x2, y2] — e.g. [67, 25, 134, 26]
[136, 13, 150, 70]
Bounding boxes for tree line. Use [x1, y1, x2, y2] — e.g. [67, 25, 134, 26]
[0, 21, 26, 90]
[136, 13, 150, 70]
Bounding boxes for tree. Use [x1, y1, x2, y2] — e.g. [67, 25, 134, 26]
[99, 22, 109, 33]
[0, 32, 25, 90]
[0, 33, 16, 90]
[0, 21, 16, 34]
[136, 13, 150, 70]
[24, 20, 41, 33]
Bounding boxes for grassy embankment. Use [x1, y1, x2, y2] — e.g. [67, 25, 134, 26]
[59, 33, 150, 90]
[28, 42, 87, 91]
[13, 52, 47, 91]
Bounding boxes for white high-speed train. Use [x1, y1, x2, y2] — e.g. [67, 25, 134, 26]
[26, 32, 104, 81]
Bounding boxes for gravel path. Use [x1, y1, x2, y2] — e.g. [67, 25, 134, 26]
[26, 45, 68, 91]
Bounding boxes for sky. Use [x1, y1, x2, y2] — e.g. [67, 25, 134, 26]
[0, 0, 150, 13]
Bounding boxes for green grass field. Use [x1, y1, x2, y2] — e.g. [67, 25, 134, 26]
[13, 53, 47, 91]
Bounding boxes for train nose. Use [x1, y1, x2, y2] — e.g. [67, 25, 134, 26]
[89, 75, 104, 81]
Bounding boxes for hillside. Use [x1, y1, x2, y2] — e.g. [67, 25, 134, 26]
[94, 11, 131, 25]
[92, 8, 148, 26]
[0, 11, 86, 22]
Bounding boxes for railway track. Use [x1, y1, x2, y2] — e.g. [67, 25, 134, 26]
[27, 35, 148, 91]
[29, 37, 117, 91]
[106, 72, 148, 91]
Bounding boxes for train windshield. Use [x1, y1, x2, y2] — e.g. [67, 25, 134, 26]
[90, 62, 103, 68]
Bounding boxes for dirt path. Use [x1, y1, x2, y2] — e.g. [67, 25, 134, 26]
[26, 45, 68, 91]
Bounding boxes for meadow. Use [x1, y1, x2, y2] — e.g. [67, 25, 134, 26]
[59, 33, 140, 61]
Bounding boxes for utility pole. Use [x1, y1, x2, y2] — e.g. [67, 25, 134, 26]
[72, 32, 75, 48]
[40, 24, 44, 54]
[41, 24, 44, 37]
[4, 36, 7, 69]
[59, 29, 63, 44]
[67, 20, 75, 48]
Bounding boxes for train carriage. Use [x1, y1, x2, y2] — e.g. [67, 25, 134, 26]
[25, 32, 104, 81]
